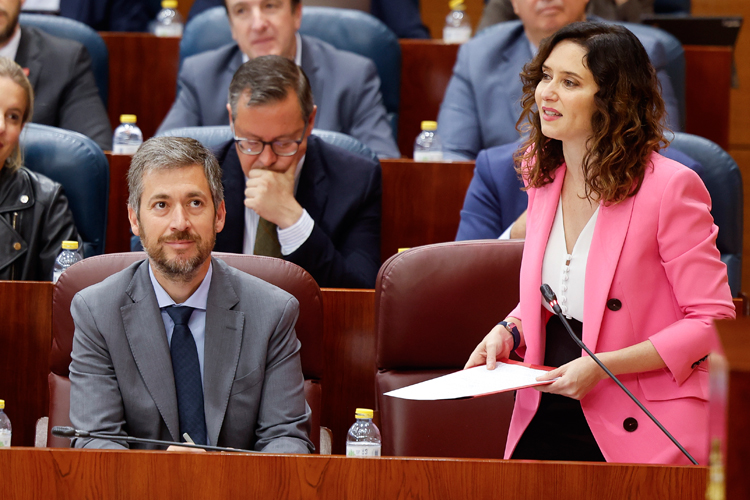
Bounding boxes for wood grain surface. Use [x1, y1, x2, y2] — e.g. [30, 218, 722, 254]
[0, 447, 708, 500]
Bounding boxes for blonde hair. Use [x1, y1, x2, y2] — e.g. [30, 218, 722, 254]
[0, 57, 34, 173]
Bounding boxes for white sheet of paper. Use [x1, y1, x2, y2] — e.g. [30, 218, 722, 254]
[384, 361, 554, 401]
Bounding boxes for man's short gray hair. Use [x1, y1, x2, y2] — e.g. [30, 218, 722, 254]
[127, 136, 224, 216]
[228, 55, 314, 123]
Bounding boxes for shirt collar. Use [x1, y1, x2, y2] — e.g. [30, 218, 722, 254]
[0, 28, 22, 61]
[241, 32, 302, 66]
[148, 261, 213, 310]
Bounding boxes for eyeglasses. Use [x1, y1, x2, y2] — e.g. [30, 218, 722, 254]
[233, 122, 307, 157]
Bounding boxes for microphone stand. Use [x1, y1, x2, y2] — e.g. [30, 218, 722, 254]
[540, 284, 698, 465]
[51, 426, 252, 453]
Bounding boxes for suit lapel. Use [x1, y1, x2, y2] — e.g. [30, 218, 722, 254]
[120, 261, 180, 441]
[15, 27, 42, 90]
[583, 195, 635, 352]
[215, 142, 246, 253]
[202, 258, 244, 446]
[299, 36, 321, 97]
[296, 136, 328, 220]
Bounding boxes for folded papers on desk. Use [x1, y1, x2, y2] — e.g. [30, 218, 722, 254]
[384, 359, 555, 401]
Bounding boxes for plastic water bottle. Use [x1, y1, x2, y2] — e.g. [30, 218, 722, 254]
[52, 241, 83, 283]
[112, 115, 143, 155]
[414, 121, 444, 162]
[443, 0, 472, 44]
[154, 0, 183, 37]
[346, 408, 381, 457]
[0, 400, 11, 447]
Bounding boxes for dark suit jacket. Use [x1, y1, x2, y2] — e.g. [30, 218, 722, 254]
[456, 144, 703, 241]
[157, 36, 399, 158]
[59, 0, 158, 32]
[15, 26, 112, 150]
[69, 257, 313, 453]
[214, 135, 382, 288]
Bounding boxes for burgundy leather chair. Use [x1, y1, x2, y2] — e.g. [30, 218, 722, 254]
[47, 252, 324, 451]
[375, 240, 524, 458]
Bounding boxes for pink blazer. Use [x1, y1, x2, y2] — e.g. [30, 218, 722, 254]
[505, 152, 735, 464]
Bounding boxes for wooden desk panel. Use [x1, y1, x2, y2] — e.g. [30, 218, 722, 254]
[683, 46, 732, 151]
[380, 159, 475, 262]
[0, 282, 52, 447]
[1, 448, 708, 499]
[101, 33, 180, 140]
[105, 153, 132, 254]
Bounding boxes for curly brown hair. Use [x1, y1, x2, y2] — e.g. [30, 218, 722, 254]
[515, 22, 668, 204]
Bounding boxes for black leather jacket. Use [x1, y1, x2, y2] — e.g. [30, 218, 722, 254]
[0, 167, 80, 281]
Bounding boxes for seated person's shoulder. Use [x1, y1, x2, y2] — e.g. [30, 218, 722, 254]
[22, 167, 64, 202]
[460, 20, 526, 56]
[20, 25, 86, 60]
[181, 43, 241, 74]
[301, 35, 377, 74]
[312, 135, 381, 178]
[216, 258, 298, 308]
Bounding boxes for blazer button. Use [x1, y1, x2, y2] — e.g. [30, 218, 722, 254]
[623, 417, 638, 432]
[607, 299, 622, 311]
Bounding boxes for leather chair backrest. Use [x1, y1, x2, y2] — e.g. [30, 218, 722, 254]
[160, 126, 379, 163]
[48, 252, 324, 450]
[667, 132, 743, 296]
[180, 6, 400, 135]
[19, 13, 109, 107]
[20, 123, 109, 257]
[375, 240, 524, 458]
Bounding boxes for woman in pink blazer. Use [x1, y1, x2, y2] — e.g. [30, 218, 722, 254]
[465, 22, 735, 465]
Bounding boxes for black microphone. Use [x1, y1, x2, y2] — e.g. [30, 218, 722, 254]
[539, 284, 699, 465]
[51, 426, 253, 453]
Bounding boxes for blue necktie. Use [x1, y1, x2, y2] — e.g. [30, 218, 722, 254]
[166, 305, 207, 445]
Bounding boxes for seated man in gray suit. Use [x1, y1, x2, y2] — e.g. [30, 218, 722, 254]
[157, 0, 400, 159]
[69, 136, 313, 452]
[437, 0, 679, 160]
[2, 0, 112, 150]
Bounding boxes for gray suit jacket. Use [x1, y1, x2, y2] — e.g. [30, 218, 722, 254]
[437, 20, 679, 160]
[157, 35, 400, 158]
[69, 257, 313, 453]
[15, 26, 112, 150]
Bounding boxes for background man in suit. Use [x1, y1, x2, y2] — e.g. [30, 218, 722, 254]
[213, 55, 381, 289]
[69, 136, 313, 452]
[0, 0, 111, 149]
[436, 0, 679, 160]
[158, 0, 400, 158]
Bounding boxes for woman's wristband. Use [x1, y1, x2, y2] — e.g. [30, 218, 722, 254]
[498, 321, 520, 353]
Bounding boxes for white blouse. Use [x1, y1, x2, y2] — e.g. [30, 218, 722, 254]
[541, 197, 600, 321]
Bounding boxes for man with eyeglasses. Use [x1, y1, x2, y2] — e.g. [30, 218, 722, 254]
[212, 55, 382, 289]
[157, 0, 400, 159]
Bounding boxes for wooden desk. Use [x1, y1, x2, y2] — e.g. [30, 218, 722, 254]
[0, 281, 52, 447]
[105, 153, 132, 254]
[0, 447, 708, 499]
[380, 159, 474, 261]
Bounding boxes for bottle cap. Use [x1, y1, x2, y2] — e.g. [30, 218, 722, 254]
[120, 114, 137, 124]
[62, 241, 79, 250]
[355, 408, 374, 419]
[449, 0, 466, 11]
[421, 121, 438, 131]
[162, 0, 178, 8]
[0, 400, 4, 410]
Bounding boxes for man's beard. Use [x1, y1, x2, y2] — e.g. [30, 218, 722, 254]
[0, 7, 20, 46]
[140, 227, 215, 283]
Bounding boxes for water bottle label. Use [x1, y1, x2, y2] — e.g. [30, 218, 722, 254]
[113, 144, 141, 155]
[414, 151, 444, 162]
[0, 430, 10, 447]
[443, 26, 472, 44]
[155, 24, 183, 37]
[346, 443, 381, 457]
